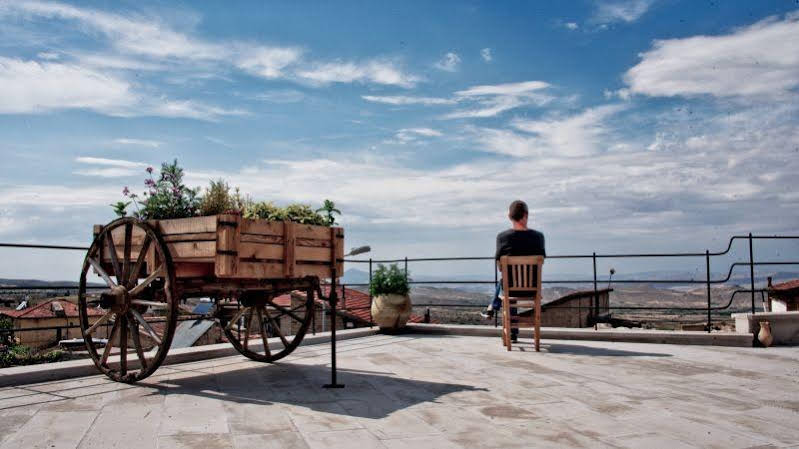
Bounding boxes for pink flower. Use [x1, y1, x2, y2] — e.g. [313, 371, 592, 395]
[146, 166, 154, 174]
[122, 186, 130, 196]
[144, 178, 155, 187]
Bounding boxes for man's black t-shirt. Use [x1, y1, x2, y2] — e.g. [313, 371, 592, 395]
[495, 229, 546, 260]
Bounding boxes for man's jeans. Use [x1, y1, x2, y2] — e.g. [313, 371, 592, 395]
[490, 283, 518, 337]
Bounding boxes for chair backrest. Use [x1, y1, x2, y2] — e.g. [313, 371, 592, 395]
[499, 255, 544, 297]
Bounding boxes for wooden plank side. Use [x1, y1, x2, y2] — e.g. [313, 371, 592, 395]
[332, 226, 344, 275]
[283, 221, 295, 278]
[174, 262, 215, 279]
[151, 216, 217, 235]
[240, 219, 283, 237]
[215, 214, 240, 277]
[237, 242, 332, 263]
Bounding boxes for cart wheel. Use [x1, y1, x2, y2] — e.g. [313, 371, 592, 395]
[221, 287, 315, 362]
[78, 217, 178, 383]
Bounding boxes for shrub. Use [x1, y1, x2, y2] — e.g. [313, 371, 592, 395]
[369, 263, 410, 297]
[244, 202, 328, 225]
[283, 203, 327, 225]
[199, 179, 251, 216]
[0, 344, 65, 368]
[123, 160, 200, 220]
[244, 201, 285, 221]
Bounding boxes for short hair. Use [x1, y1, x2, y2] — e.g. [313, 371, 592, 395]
[508, 200, 528, 221]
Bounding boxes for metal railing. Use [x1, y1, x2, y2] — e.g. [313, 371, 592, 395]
[341, 234, 799, 332]
[1, 234, 798, 338]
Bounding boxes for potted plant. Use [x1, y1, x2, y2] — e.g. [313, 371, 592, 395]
[369, 263, 412, 331]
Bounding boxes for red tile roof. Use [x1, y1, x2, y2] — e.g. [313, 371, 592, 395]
[771, 279, 799, 291]
[0, 298, 104, 319]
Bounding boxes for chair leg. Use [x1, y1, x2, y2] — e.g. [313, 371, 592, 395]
[534, 295, 541, 352]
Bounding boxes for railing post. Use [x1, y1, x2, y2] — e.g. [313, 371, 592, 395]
[593, 252, 598, 329]
[369, 258, 373, 328]
[706, 249, 711, 333]
[404, 256, 408, 280]
[749, 232, 755, 314]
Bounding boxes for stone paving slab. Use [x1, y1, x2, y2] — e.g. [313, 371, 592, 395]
[0, 334, 797, 448]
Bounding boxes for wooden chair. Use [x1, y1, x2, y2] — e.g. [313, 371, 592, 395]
[499, 255, 544, 351]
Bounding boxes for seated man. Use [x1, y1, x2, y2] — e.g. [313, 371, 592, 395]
[480, 200, 546, 340]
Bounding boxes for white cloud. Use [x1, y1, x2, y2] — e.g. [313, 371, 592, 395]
[36, 51, 59, 60]
[7, 1, 227, 61]
[455, 81, 550, 97]
[73, 156, 149, 177]
[361, 95, 456, 105]
[0, 56, 245, 120]
[443, 80, 553, 119]
[624, 14, 799, 98]
[254, 89, 306, 103]
[480, 48, 492, 62]
[592, 0, 654, 24]
[434, 52, 461, 72]
[471, 104, 627, 157]
[0, 57, 136, 114]
[603, 88, 631, 100]
[236, 46, 303, 79]
[148, 99, 247, 121]
[403, 128, 442, 137]
[565, 22, 579, 30]
[114, 138, 162, 148]
[295, 60, 420, 88]
[385, 127, 443, 144]
[3, 1, 422, 90]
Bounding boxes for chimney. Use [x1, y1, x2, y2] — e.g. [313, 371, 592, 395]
[51, 301, 66, 318]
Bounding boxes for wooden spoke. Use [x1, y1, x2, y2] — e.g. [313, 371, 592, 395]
[86, 310, 114, 336]
[225, 307, 248, 331]
[256, 306, 271, 357]
[264, 298, 305, 322]
[88, 257, 117, 288]
[129, 265, 164, 297]
[243, 308, 253, 350]
[264, 307, 289, 348]
[128, 235, 151, 287]
[130, 299, 169, 309]
[105, 230, 122, 281]
[119, 314, 128, 376]
[101, 317, 120, 367]
[128, 314, 148, 372]
[129, 309, 162, 346]
[269, 303, 306, 322]
[122, 223, 132, 284]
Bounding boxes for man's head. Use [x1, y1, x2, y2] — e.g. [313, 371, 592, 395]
[508, 200, 528, 227]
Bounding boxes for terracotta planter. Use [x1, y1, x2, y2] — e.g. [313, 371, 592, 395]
[758, 321, 774, 347]
[371, 294, 412, 330]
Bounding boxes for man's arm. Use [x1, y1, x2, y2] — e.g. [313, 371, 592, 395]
[541, 233, 546, 258]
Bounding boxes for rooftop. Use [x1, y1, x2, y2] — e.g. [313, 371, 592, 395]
[1, 332, 798, 448]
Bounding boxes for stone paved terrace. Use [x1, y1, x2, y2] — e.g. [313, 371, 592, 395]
[1, 333, 798, 449]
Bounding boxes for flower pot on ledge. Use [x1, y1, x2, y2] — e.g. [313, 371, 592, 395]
[371, 293, 412, 331]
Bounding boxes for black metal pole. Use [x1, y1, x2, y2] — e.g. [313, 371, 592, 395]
[706, 250, 711, 333]
[368, 258, 373, 328]
[593, 252, 598, 330]
[749, 233, 755, 314]
[323, 268, 344, 389]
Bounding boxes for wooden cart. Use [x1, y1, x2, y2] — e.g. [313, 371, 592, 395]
[78, 214, 343, 382]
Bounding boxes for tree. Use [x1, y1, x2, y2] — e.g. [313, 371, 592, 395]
[316, 199, 341, 226]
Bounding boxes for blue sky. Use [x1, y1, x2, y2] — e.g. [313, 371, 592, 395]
[0, 0, 797, 280]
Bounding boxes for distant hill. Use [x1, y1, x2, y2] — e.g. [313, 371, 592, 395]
[0, 279, 104, 288]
